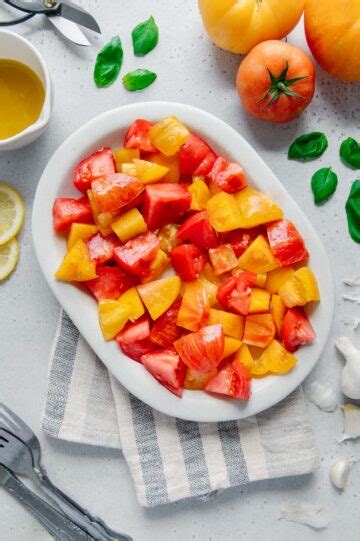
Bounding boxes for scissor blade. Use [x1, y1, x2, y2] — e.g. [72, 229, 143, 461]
[58, 1, 101, 33]
[47, 15, 90, 46]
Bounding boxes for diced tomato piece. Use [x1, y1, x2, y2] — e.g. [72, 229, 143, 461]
[52, 196, 93, 232]
[124, 119, 157, 153]
[73, 148, 116, 194]
[205, 359, 251, 399]
[267, 219, 309, 267]
[184, 368, 217, 390]
[141, 348, 186, 397]
[150, 299, 182, 348]
[113, 231, 159, 278]
[92, 173, 144, 213]
[174, 324, 224, 372]
[177, 281, 209, 332]
[217, 271, 257, 315]
[209, 244, 238, 275]
[86, 233, 121, 265]
[243, 314, 276, 348]
[219, 228, 261, 257]
[179, 133, 217, 176]
[141, 183, 191, 230]
[281, 307, 316, 353]
[170, 244, 207, 282]
[176, 211, 218, 249]
[85, 266, 132, 301]
[116, 318, 156, 362]
[208, 157, 247, 194]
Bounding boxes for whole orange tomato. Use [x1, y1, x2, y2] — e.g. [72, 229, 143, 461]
[236, 40, 315, 123]
[305, 0, 360, 82]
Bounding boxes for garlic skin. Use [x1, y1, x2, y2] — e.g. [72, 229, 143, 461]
[308, 382, 337, 412]
[280, 501, 328, 529]
[339, 404, 360, 442]
[343, 294, 360, 304]
[343, 315, 360, 330]
[335, 336, 360, 399]
[343, 276, 360, 286]
[330, 458, 355, 490]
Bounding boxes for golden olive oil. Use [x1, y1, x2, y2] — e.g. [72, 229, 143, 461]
[0, 59, 45, 140]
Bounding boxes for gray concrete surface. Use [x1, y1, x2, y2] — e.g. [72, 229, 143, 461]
[0, 1, 359, 539]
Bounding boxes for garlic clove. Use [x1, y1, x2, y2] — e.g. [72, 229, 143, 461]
[279, 501, 329, 529]
[330, 458, 356, 490]
[343, 276, 360, 286]
[338, 404, 360, 442]
[308, 381, 337, 412]
[335, 336, 360, 399]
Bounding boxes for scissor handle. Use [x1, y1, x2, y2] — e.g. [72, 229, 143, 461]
[0, 11, 35, 25]
[4, 0, 58, 14]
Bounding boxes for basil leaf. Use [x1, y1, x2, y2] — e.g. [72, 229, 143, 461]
[340, 137, 360, 169]
[132, 16, 159, 56]
[288, 132, 328, 160]
[122, 69, 157, 91]
[94, 36, 123, 88]
[311, 167, 338, 205]
[346, 180, 360, 243]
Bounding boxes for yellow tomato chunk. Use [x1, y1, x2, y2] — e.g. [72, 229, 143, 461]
[260, 340, 297, 374]
[278, 275, 307, 307]
[137, 276, 181, 320]
[243, 313, 275, 348]
[98, 300, 130, 341]
[189, 178, 210, 210]
[55, 239, 97, 282]
[114, 148, 140, 172]
[67, 223, 98, 250]
[248, 288, 270, 314]
[197, 275, 218, 307]
[121, 163, 137, 176]
[141, 249, 169, 283]
[295, 267, 320, 302]
[265, 267, 295, 294]
[255, 273, 267, 288]
[235, 188, 283, 228]
[184, 368, 217, 390]
[111, 208, 147, 242]
[158, 223, 180, 253]
[177, 281, 209, 331]
[118, 287, 145, 322]
[133, 159, 169, 184]
[149, 116, 190, 156]
[233, 343, 254, 371]
[238, 235, 279, 273]
[207, 192, 244, 232]
[148, 153, 180, 183]
[222, 337, 242, 359]
[207, 308, 244, 340]
[87, 189, 114, 236]
[271, 294, 286, 337]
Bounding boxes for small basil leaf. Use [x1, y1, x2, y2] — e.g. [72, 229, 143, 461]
[311, 167, 338, 205]
[340, 137, 360, 169]
[132, 16, 159, 56]
[288, 132, 328, 160]
[122, 69, 157, 91]
[345, 180, 360, 243]
[94, 36, 123, 88]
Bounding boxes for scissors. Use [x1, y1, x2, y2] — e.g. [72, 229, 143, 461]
[0, 0, 101, 45]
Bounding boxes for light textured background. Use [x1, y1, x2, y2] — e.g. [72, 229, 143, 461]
[0, 1, 359, 539]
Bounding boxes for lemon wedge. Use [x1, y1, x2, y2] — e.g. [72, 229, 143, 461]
[0, 238, 19, 280]
[0, 183, 25, 246]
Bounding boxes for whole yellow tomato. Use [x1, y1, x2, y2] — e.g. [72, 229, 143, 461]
[198, 0, 305, 54]
[305, 0, 360, 82]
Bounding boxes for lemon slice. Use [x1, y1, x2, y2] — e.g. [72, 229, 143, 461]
[0, 238, 19, 280]
[0, 183, 25, 246]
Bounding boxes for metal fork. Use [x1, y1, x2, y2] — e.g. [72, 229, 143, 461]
[0, 403, 132, 541]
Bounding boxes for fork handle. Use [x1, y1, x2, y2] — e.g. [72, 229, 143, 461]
[0, 466, 92, 540]
[37, 470, 132, 541]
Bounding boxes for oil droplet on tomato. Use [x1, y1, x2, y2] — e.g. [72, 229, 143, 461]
[0, 59, 45, 140]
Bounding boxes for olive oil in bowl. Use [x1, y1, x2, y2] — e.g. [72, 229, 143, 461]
[0, 59, 45, 140]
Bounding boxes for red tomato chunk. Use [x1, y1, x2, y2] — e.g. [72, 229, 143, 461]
[150, 299, 182, 348]
[73, 147, 116, 194]
[267, 219, 309, 267]
[141, 183, 191, 230]
[205, 359, 251, 399]
[85, 266, 132, 301]
[282, 307, 316, 353]
[116, 318, 156, 362]
[124, 119, 157, 153]
[53, 197, 93, 232]
[92, 173, 144, 213]
[86, 233, 120, 265]
[217, 271, 257, 315]
[209, 244, 238, 275]
[141, 349, 186, 397]
[176, 211, 218, 249]
[171, 244, 207, 282]
[179, 133, 217, 176]
[174, 324, 224, 373]
[219, 228, 261, 257]
[113, 231, 159, 278]
[208, 157, 247, 194]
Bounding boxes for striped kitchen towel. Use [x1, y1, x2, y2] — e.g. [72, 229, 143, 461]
[42, 311, 319, 507]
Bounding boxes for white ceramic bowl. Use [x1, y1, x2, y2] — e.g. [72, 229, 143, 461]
[0, 30, 52, 151]
[32, 102, 334, 422]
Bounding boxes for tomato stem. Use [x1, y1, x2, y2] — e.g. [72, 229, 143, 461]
[258, 61, 308, 108]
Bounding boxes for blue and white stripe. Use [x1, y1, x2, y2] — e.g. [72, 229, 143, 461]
[42, 311, 319, 507]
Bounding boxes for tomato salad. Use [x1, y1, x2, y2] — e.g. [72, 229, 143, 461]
[53, 116, 320, 400]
